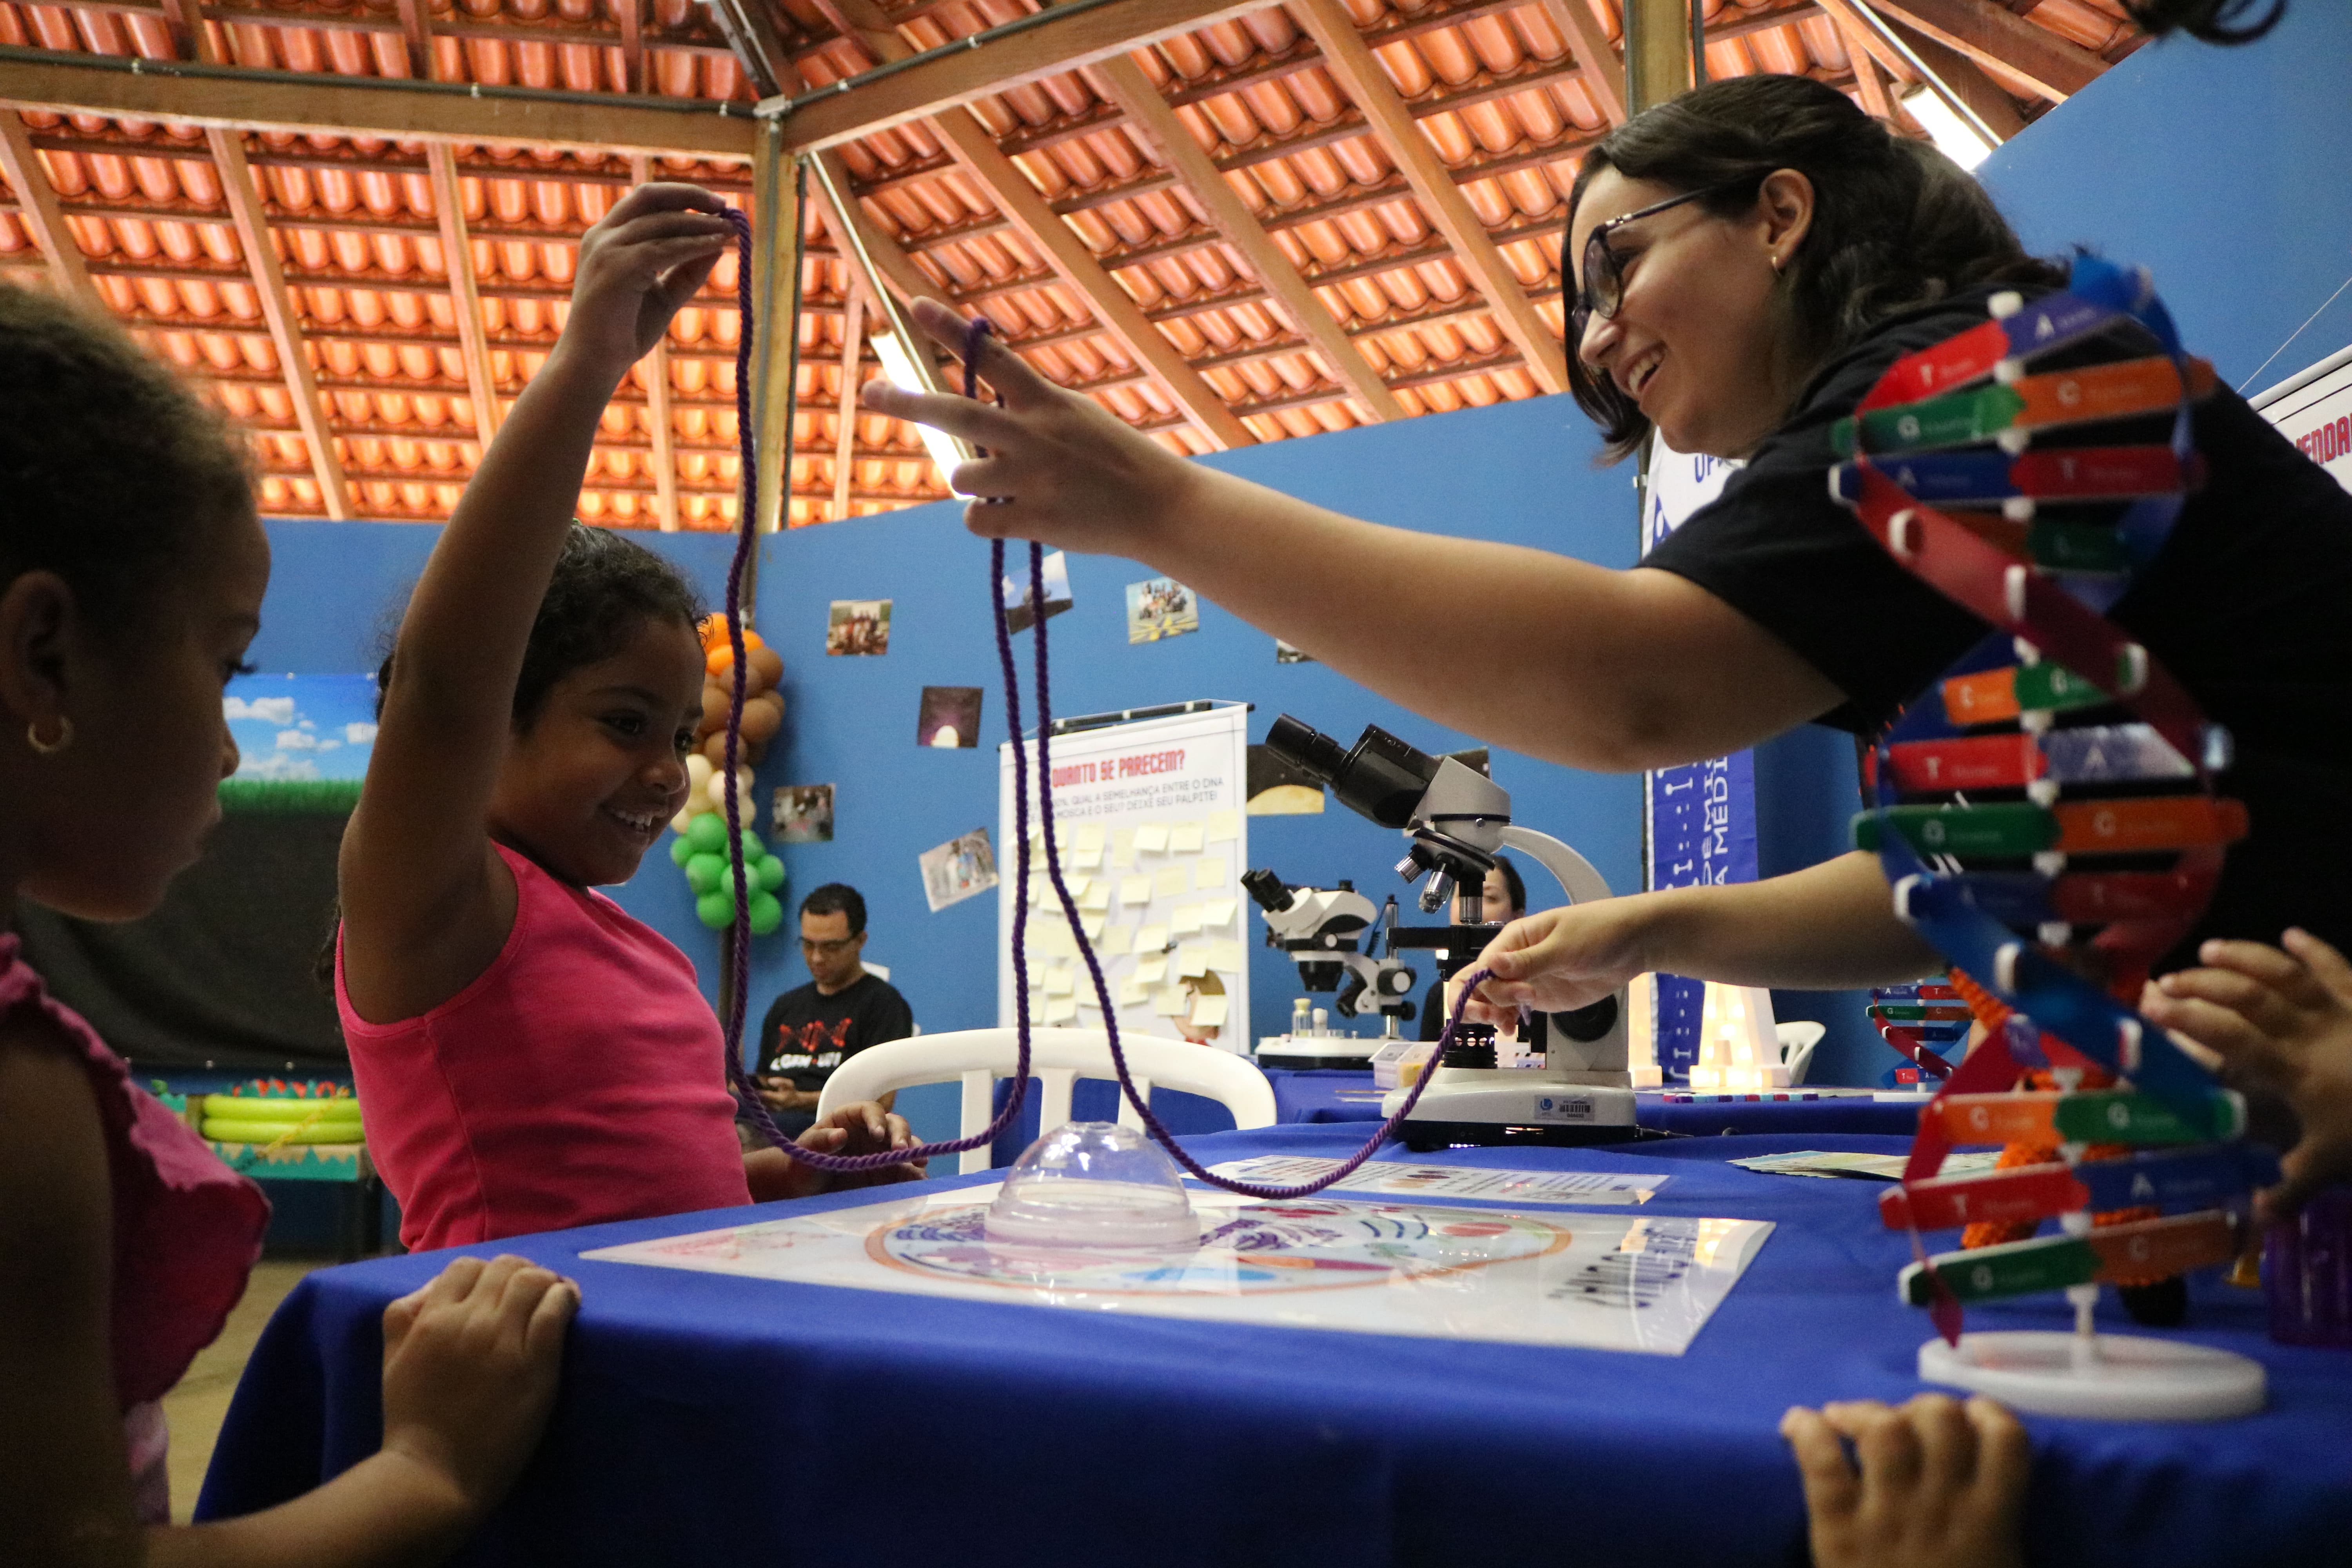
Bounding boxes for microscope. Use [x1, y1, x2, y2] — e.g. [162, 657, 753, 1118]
[1262, 715, 1642, 1151]
[1241, 870, 1418, 1069]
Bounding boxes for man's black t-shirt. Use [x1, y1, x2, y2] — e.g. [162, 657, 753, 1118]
[1642, 282, 2352, 962]
[757, 973, 913, 1093]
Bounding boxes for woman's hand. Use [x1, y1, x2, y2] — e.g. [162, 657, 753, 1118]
[1462, 898, 1655, 1025]
[858, 297, 1207, 555]
[803, 1100, 926, 1189]
[558, 182, 734, 383]
[379, 1255, 577, 1524]
[2141, 928, 2352, 1221]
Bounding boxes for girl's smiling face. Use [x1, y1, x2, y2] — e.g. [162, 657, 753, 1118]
[487, 615, 704, 887]
[1568, 165, 1815, 459]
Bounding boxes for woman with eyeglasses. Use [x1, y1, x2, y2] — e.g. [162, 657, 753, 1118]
[866, 68, 2349, 1020]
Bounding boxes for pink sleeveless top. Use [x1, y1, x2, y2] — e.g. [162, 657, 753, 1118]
[337, 844, 750, 1252]
[0, 938, 269, 1521]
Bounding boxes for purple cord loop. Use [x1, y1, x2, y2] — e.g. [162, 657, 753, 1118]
[716, 243, 1484, 1196]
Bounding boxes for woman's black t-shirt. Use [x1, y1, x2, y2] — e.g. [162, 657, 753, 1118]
[1642, 283, 2352, 962]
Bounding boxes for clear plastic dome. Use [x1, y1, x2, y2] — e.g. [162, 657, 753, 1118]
[985, 1121, 1201, 1249]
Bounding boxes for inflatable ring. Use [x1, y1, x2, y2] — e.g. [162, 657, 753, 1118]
[201, 1094, 361, 1120]
[201, 1118, 366, 1145]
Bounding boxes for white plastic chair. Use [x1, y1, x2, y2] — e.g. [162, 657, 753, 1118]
[815, 1028, 1278, 1175]
[1775, 1021, 1826, 1086]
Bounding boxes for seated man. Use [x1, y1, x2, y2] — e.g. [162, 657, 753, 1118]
[754, 884, 914, 1139]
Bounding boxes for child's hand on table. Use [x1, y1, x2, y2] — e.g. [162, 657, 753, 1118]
[2141, 927, 2352, 1220]
[379, 1255, 578, 1524]
[747, 1101, 925, 1200]
[1781, 1394, 2027, 1568]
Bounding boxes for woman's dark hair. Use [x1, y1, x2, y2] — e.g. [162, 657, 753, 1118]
[0, 284, 253, 628]
[2127, 0, 2284, 42]
[1564, 75, 2067, 462]
[1490, 854, 1527, 919]
[374, 522, 704, 729]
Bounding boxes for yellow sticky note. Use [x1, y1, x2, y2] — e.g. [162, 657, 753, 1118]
[1120, 875, 1154, 906]
[1039, 924, 1078, 958]
[1153, 985, 1188, 1018]
[1155, 865, 1189, 898]
[1076, 987, 1103, 1010]
[1029, 875, 1053, 907]
[1080, 912, 1105, 939]
[1176, 945, 1209, 979]
[1118, 975, 1150, 1007]
[1190, 993, 1230, 1029]
[1044, 967, 1075, 996]
[1111, 828, 1136, 868]
[1075, 823, 1106, 852]
[1206, 938, 1244, 972]
[1044, 996, 1079, 1024]
[1169, 903, 1204, 935]
[1069, 845, 1104, 871]
[1205, 811, 1238, 844]
[1133, 955, 1168, 985]
[1198, 898, 1238, 929]
[1098, 924, 1134, 956]
[1080, 880, 1111, 911]
[1170, 821, 1205, 854]
[1133, 823, 1170, 854]
[1194, 857, 1229, 889]
[1134, 924, 1168, 954]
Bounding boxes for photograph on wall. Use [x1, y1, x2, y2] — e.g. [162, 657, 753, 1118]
[826, 599, 892, 657]
[1245, 744, 1325, 815]
[916, 686, 984, 749]
[1274, 639, 1316, 664]
[773, 784, 835, 844]
[1124, 577, 1199, 644]
[1000, 549, 1074, 634]
[921, 827, 998, 913]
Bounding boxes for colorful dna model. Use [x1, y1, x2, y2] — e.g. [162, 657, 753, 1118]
[1867, 977, 1967, 1088]
[1835, 257, 2275, 1418]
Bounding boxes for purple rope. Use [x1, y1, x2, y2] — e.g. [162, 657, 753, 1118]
[715, 223, 1481, 1193]
[715, 206, 1030, 1172]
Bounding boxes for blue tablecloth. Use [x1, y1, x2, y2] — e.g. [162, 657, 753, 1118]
[1266, 1068, 1927, 1137]
[198, 1125, 2352, 1567]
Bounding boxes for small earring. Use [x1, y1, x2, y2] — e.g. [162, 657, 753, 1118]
[26, 715, 72, 756]
[1769, 253, 1784, 277]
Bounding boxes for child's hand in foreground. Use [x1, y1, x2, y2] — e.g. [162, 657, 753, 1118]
[748, 1101, 925, 1200]
[1781, 1394, 2027, 1568]
[2141, 928, 2352, 1220]
[380, 1254, 578, 1523]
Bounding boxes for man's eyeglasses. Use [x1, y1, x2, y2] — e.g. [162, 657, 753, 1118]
[1568, 185, 1734, 350]
[800, 935, 860, 956]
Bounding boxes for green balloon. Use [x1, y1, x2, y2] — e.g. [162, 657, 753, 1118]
[735, 829, 766, 862]
[684, 853, 725, 895]
[669, 833, 695, 867]
[695, 890, 737, 929]
[747, 889, 784, 936]
[686, 812, 728, 855]
[755, 853, 785, 892]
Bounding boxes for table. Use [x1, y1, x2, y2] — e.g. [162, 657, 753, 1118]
[198, 1125, 2352, 1567]
[1265, 1068, 1930, 1137]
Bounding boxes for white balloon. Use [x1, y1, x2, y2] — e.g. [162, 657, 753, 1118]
[686, 753, 714, 793]
[669, 806, 696, 836]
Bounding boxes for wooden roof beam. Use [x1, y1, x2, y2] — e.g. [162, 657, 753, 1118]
[1536, 0, 1628, 125]
[1292, 0, 1567, 395]
[1885, 16, 2027, 136]
[1867, 0, 2099, 101]
[1089, 54, 1402, 422]
[206, 125, 350, 519]
[0, 112, 102, 305]
[426, 144, 505, 443]
[0, 45, 758, 161]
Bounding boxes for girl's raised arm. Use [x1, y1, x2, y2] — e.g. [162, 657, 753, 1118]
[339, 184, 730, 1020]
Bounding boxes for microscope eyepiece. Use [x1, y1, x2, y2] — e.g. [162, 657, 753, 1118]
[1239, 867, 1295, 913]
[1267, 715, 1441, 830]
[1264, 715, 1347, 784]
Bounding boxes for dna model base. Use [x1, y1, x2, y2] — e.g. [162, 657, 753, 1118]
[1256, 1033, 1385, 1071]
[1918, 1330, 2265, 1421]
[1380, 1068, 1643, 1152]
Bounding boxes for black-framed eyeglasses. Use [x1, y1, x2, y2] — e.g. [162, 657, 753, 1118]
[1568, 185, 1732, 348]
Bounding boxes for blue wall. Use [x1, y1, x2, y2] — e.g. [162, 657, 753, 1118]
[755, 392, 1644, 1059]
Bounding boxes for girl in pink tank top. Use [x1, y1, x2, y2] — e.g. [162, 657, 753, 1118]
[336, 187, 917, 1255]
[0, 280, 576, 1558]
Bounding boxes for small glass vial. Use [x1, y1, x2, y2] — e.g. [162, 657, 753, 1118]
[1291, 998, 1311, 1039]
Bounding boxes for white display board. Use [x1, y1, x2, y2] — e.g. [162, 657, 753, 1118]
[584, 1184, 1773, 1356]
[996, 704, 1250, 1049]
[2253, 342, 2352, 494]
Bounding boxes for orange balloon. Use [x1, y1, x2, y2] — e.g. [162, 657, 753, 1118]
[698, 613, 729, 652]
[705, 643, 733, 677]
[701, 730, 733, 768]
